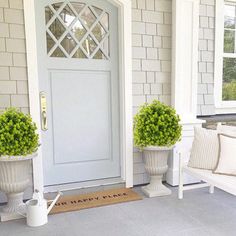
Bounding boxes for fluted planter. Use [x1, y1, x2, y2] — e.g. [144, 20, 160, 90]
[0, 153, 36, 214]
[142, 146, 173, 197]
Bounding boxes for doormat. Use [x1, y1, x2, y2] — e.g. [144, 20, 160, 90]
[49, 188, 142, 214]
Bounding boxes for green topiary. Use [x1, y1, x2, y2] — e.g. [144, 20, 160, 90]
[0, 108, 39, 157]
[134, 100, 182, 148]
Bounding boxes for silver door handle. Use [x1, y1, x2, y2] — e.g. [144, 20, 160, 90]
[41, 110, 47, 131]
[40, 92, 48, 131]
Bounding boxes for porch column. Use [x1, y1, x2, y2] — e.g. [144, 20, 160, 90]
[166, 0, 204, 186]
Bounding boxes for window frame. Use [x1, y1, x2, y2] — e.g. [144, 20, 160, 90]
[214, 0, 236, 114]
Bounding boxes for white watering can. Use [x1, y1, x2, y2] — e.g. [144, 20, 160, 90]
[25, 190, 62, 227]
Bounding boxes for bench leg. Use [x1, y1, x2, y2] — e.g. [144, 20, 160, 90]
[178, 153, 183, 199]
[209, 185, 214, 194]
[178, 180, 183, 199]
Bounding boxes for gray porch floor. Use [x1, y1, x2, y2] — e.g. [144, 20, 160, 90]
[1, 186, 236, 236]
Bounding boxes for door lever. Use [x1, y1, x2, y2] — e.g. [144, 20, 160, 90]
[40, 92, 48, 131]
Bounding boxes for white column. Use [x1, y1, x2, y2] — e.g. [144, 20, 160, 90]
[166, 0, 204, 186]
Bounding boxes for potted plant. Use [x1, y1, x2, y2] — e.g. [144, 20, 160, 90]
[0, 108, 39, 215]
[134, 100, 182, 197]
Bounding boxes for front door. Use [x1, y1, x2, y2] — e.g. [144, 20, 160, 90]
[35, 0, 120, 186]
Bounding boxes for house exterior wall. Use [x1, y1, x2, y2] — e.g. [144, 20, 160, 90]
[197, 0, 216, 116]
[0, 0, 222, 188]
[0, 0, 173, 186]
[132, 0, 172, 185]
[0, 0, 29, 114]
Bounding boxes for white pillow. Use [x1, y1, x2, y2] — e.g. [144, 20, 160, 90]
[213, 134, 236, 176]
[188, 127, 219, 170]
[217, 123, 236, 137]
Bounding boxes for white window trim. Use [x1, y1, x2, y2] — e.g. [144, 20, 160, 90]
[23, 0, 133, 192]
[215, 0, 236, 114]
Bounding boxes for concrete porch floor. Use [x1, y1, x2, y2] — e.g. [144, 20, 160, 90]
[1, 186, 236, 236]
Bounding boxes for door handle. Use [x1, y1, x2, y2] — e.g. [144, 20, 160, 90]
[41, 110, 47, 131]
[40, 92, 48, 131]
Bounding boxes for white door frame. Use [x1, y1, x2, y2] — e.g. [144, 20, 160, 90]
[23, 0, 133, 192]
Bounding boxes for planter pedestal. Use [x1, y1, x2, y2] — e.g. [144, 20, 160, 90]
[142, 146, 172, 197]
[142, 175, 171, 197]
[0, 154, 36, 221]
[3, 192, 25, 213]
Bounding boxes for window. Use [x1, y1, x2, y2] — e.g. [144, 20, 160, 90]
[215, 0, 236, 113]
[44, 1, 110, 59]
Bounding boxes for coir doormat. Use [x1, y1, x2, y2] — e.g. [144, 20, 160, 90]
[49, 188, 142, 214]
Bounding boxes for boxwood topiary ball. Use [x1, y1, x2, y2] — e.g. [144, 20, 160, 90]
[0, 108, 39, 156]
[133, 100, 182, 148]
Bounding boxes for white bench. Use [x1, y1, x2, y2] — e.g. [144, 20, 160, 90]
[178, 151, 236, 199]
[178, 124, 236, 199]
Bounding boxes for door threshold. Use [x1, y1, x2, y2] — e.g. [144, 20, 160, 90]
[44, 177, 125, 193]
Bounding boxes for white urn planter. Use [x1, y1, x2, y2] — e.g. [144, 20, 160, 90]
[142, 146, 173, 197]
[0, 153, 36, 217]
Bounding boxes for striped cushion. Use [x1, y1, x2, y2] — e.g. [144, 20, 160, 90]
[188, 127, 219, 170]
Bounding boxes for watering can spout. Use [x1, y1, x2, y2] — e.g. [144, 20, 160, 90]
[47, 191, 63, 214]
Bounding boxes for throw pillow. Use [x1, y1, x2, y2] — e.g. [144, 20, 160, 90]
[188, 127, 219, 170]
[213, 134, 236, 176]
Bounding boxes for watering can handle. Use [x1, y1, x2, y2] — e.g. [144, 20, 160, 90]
[47, 191, 63, 214]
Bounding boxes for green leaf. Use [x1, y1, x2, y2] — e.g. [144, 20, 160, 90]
[133, 100, 182, 149]
[0, 108, 39, 157]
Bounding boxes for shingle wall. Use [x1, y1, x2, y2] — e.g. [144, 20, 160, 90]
[197, 0, 216, 116]
[132, 0, 172, 184]
[0, 0, 29, 113]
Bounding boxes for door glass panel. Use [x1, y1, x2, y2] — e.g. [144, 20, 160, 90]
[80, 7, 96, 28]
[82, 35, 97, 56]
[45, 6, 54, 24]
[92, 6, 103, 16]
[93, 49, 106, 59]
[45, 2, 110, 60]
[61, 34, 76, 54]
[51, 47, 65, 57]
[72, 48, 87, 58]
[71, 2, 85, 14]
[60, 4, 76, 27]
[100, 13, 109, 30]
[49, 18, 66, 40]
[71, 20, 87, 41]
[46, 32, 55, 53]
[51, 2, 62, 11]
[92, 23, 106, 42]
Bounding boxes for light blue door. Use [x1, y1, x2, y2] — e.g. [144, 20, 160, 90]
[35, 0, 120, 186]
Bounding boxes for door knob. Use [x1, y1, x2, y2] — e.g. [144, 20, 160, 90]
[40, 92, 48, 131]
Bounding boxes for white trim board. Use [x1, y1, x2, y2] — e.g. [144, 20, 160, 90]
[167, 0, 204, 186]
[23, 0, 133, 193]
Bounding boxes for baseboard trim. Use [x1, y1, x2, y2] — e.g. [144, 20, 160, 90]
[44, 177, 125, 193]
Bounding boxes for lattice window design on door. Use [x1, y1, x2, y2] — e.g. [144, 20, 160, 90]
[45, 1, 110, 59]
